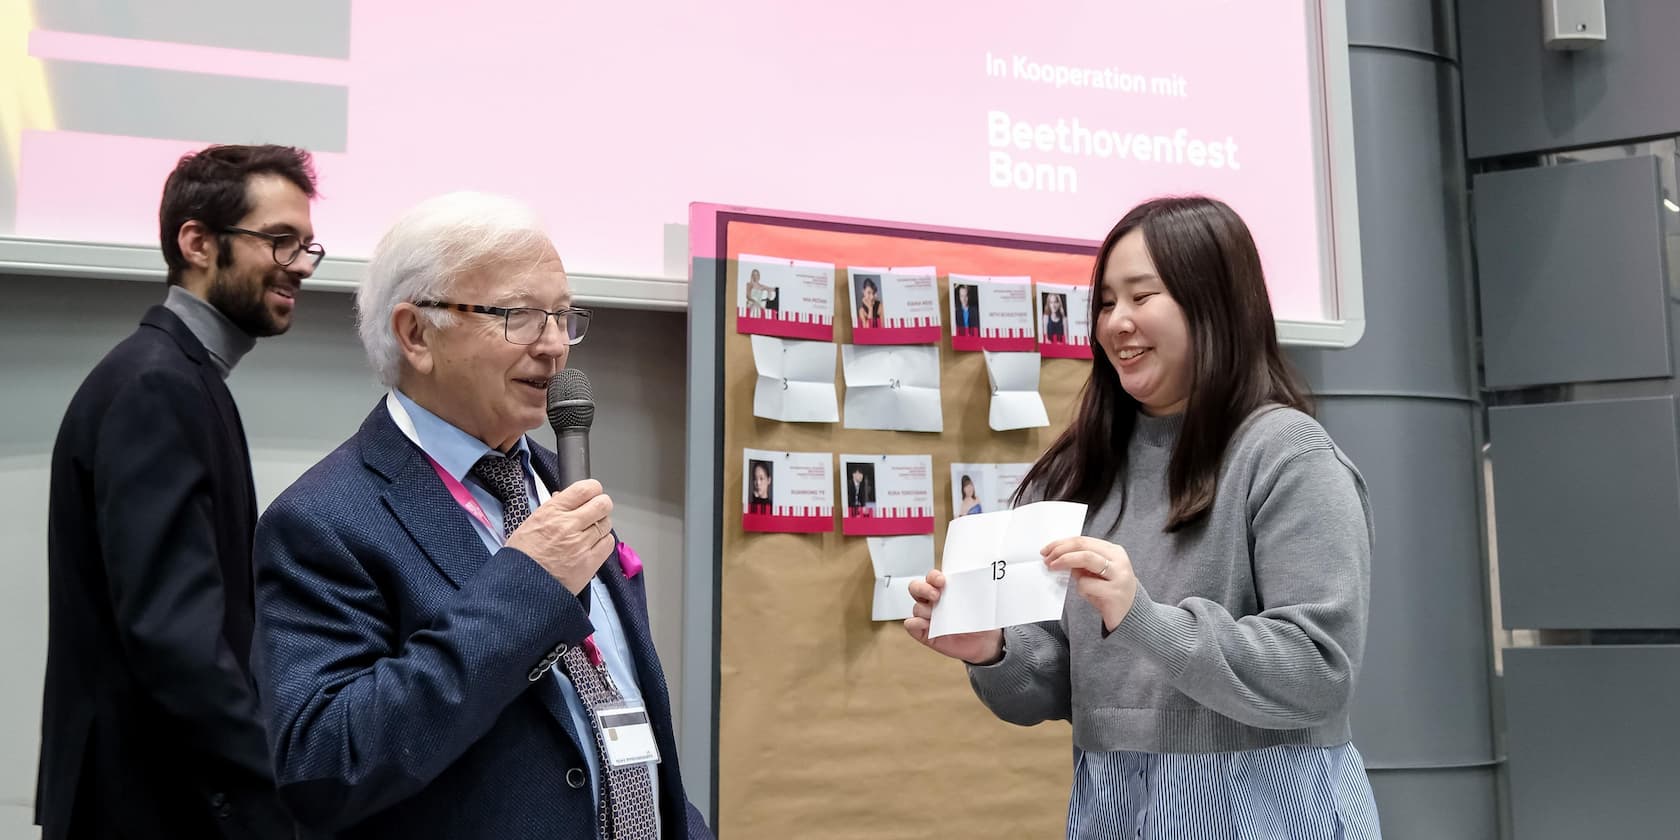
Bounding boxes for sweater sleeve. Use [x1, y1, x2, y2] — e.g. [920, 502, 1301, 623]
[1106, 445, 1373, 729]
[965, 620, 1073, 726]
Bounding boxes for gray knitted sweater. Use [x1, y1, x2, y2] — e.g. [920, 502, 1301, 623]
[968, 407, 1373, 753]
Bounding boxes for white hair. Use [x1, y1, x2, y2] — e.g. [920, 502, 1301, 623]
[356, 191, 552, 386]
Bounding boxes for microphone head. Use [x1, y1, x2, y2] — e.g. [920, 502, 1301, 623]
[546, 368, 595, 431]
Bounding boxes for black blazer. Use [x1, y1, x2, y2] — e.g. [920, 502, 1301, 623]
[38, 306, 292, 840]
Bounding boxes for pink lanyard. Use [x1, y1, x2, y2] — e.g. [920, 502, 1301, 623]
[425, 453, 496, 532]
[424, 454, 604, 667]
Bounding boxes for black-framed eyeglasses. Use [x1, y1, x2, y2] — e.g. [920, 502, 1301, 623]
[221, 226, 326, 269]
[415, 301, 593, 346]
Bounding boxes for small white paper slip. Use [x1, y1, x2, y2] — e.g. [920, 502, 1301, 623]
[867, 534, 935, 621]
[752, 335, 839, 423]
[596, 702, 661, 767]
[984, 351, 1049, 431]
[927, 501, 1088, 638]
[841, 344, 943, 433]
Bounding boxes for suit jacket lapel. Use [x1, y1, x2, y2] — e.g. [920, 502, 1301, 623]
[529, 446, 675, 746]
[197, 366, 242, 444]
[391, 434, 595, 751]
[197, 364, 258, 514]
[595, 550, 672, 716]
[149, 306, 261, 523]
[593, 544, 690, 824]
[146, 306, 247, 469]
[360, 407, 491, 589]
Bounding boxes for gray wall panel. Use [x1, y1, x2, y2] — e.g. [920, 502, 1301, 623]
[1473, 157, 1672, 388]
[1346, 0, 1457, 60]
[1289, 52, 1473, 401]
[1504, 646, 1680, 840]
[682, 257, 722, 822]
[1461, 0, 1680, 158]
[1489, 397, 1680, 629]
[1295, 2, 1500, 831]
[1368, 767, 1502, 840]
[1317, 397, 1495, 765]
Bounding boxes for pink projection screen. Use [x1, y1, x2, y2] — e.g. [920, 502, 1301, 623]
[0, 0, 1364, 345]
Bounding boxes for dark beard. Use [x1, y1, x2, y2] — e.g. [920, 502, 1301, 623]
[208, 271, 287, 337]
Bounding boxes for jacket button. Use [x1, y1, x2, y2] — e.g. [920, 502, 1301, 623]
[566, 768, 588, 789]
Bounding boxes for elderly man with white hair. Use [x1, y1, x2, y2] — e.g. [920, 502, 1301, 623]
[250, 193, 711, 839]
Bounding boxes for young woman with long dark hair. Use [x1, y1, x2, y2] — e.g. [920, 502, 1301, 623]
[905, 197, 1379, 838]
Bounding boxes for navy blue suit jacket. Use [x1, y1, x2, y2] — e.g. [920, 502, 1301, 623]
[251, 404, 711, 838]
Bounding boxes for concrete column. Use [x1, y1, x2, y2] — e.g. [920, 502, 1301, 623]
[1288, 1, 1503, 836]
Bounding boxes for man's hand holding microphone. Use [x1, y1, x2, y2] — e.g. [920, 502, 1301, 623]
[506, 368, 614, 594]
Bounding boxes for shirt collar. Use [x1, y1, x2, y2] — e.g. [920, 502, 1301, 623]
[390, 388, 533, 482]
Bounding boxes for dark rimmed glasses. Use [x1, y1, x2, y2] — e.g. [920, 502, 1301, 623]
[415, 301, 593, 346]
[221, 226, 326, 269]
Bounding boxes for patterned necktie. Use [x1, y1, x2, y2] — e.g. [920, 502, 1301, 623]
[468, 452, 532, 538]
[469, 453, 659, 839]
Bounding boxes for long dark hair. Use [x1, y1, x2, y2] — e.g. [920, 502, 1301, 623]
[1014, 196, 1312, 531]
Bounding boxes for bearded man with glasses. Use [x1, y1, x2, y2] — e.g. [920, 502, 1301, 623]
[38, 144, 318, 840]
[248, 192, 711, 839]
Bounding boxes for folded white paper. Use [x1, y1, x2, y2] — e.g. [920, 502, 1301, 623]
[927, 501, 1088, 638]
[867, 534, 935, 621]
[752, 335, 839, 423]
[983, 351, 1049, 430]
[841, 344, 943, 432]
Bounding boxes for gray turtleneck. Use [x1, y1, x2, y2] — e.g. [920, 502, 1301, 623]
[967, 406, 1374, 753]
[163, 286, 257, 378]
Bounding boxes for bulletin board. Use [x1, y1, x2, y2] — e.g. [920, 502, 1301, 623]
[686, 204, 1101, 838]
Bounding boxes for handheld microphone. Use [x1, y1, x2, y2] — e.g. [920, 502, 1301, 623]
[547, 369, 599, 606]
[546, 368, 595, 489]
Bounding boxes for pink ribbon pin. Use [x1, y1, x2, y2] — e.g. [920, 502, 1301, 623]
[617, 541, 644, 579]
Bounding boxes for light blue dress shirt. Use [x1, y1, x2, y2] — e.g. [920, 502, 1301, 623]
[390, 390, 658, 820]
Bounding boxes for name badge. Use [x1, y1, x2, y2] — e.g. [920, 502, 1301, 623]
[596, 702, 661, 768]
